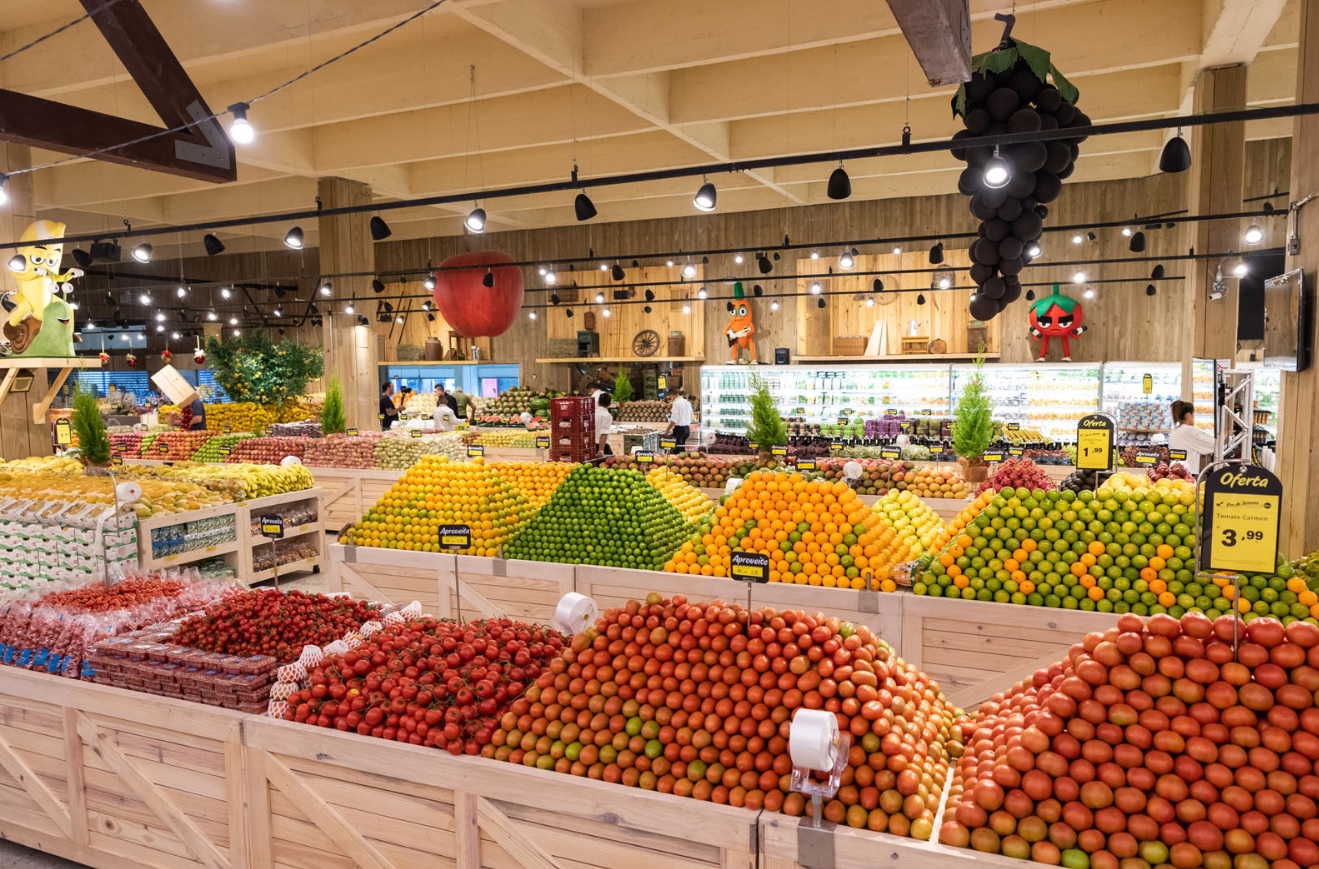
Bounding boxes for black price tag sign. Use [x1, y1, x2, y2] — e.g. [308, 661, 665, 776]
[1201, 465, 1283, 574]
[111, 456, 123, 466]
[884, 408, 898, 416]
[535, 435, 550, 449]
[259, 515, 285, 539]
[113, 443, 126, 454]
[920, 408, 932, 416]
[378, 414, 385, 421]
[880, 446, 901, 460]
[263, 425, 274, 435]
[467, 445, 484, 457]
[1134, 450, 1161, 466]
[747, 441, 758, 451]
[837, 417, 849, 427]
[346, 428, 359, 436]
[218, 446, 232, 456]
[841, 408, 853, 416]
[1169, 449, 1187, 462]
[730, 551, 770, 583]
[830, 441, 844, 452]
[636, 451, 655, 464]
[1008, 446, 1024, 457]
[796, 458, 817, 470]
[410, 429, 423, 439]
[794, 407, 806, 415]
[1007, 423, 1020, 432]
[440, 524, 472, 550]
[770, 445, 788, 456]
[660, 438, 677, 450]
[1076, 414, 1115, 472]
[223, 424, 232, 433]
[982, 451, 1005, 463]
[158, 440, 169, 453]
[900, 422, 912, 433]
[1142, 373, 1153, 395]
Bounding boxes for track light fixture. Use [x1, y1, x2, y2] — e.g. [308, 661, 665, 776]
[865, 296, 875, 308]
[916, 294, 926, 306]
[816, 298, 826, 309]
[228, 102, 254, 144]
[72, 249, 93, 269]
[1083, 288, 1096, 299]
[839, 248, 855, 270]
[482, 269, 495, 288]
[1233, 260, 1249, 278]
[643, 305, 653, 314]
[872, 279, 884, 292]
[734, 254, 744, 264]
[1151, 264, 1166, 279]
[6, 254, 24, 272]
[131, 242, 153, 263]
[423, 275, 436, 291]
[528, 310, 537, 320]
[1121, 226, 1133, 237]
[928, 242, 944, 265]
[1159, 129, 1192, 173]
[320, 282, 333, 297]
[345, 304, 355, 315]
[983, 146, 1011, 189]
[550, 293, 561, 306]
[682, 261, 697, 279]
[696, 287, 708, 300]
[176, 286, 188, 298]
[202, 233, 225, 256]
[693, 177, 717, 212]
[756, 253, 773, 274]
[284, 226, 304, 249]
[827, 163, 852, 201]
[370, 215, 392, 241]
[611, 263, 625, 281]
[207, 311, 217, 321]
[1026, 242, 1042, 259]
[1128, 231, 1146, 253]
[1073, 270, 1087, 284]
[229, 316, 239, 326]
[465, 204, 487, 233]
[273, 308, 282, 318]
[221, 287, 232, 300]
[1244, 223, 1264, 245]
[574, 191, 597, 222]
[644, 289, 655, 302]
[682, 303, 691, 315]
[371, 279, 385, 293]
[139, 293, 153, 305]
[1025, 289, 1036, 301]
[1072, 233, 1084, 245]
[770, 300, 780, 312]
[594, 292, 606, 304]
[601, 307, 611, 318]
[155, 312, 165, 322]
[1087, 232, 1097, 242]
[565, 308, 574, 318]
[810, 251, 819, 260]
[1146, 284, 1157, 296]
[810, 281, 822, 295]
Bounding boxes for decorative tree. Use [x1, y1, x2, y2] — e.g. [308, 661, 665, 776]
[744, 374, 787, 463]
[70, 386, 111, 473]
[613, 369, 633, 405]
[204, 333, 324, 406]
[322, 375, 346, 434]
[953, 356, 994, 482]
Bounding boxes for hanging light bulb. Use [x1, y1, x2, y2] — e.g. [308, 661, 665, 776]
[528, 310, 537, 320]
[810, 281, 822, 295]
[839, 248, 855, 270]
[574, 191, 597, 222]
[594, 292, 605, 304]
[345, 303, 355, 315]
[1072, 233, 1084, 245]
[983, 146, 1011, 189]
[682, 303, 691, 315]
[155, 312, 165, 322]
[220, 287, 232, 300]
[693, 177, 717, 212]
[207, 311, 217, 321]
[228, 102, 254, 144]
[827, 163, 852, 200]
[865, 296, 875, 307]
[465, 205, 487, 233]
[544, 268, 558, 286]
[770, 300, 780, 312]
[810, 251, 820, 260]
[131, 242, 154, 263]
[423, 275, 436, 290]
[601, 307, 611, 318]
[283, 226, 304, 249]
[734, 254, 744, 264]
[229, 316, 239, 326]
[1083, 288, 1096, 299]
[1244, 224, 1264, 245]
[176, 286, 188, 298]
[1159, 130, 1192, 173]
[696, 287, 708, 300]
[1072, 270, 1087, 284]
[682, 261, 697, 278]
[892, 246, 902, 256]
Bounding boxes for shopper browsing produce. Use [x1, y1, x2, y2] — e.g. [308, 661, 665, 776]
[436, 384, 459, 414]
[1168, 399, 1215, 472]
[595, 392, 614, 456]
[379, 383, 399, 430]
[664, 386, 693, 454]
[451, 386, 472, 418]
[432, 389, 460, 431]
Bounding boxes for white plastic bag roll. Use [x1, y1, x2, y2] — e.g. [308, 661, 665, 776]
[554, 592, 598, 635]
[789, 708, 840, 771]
[281, 455, 303, 467]
[114, 481, 143, 505]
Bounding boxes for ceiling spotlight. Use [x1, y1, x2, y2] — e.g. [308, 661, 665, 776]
[839, 249, 855, 270]
[85, 321, 95, 330]
[611, 263, 625, 281]
[273, 308, 282, 318]
[139, 293, 153, 305]
[465, 205, 487, 233]
[1146, 284, 1157, 296]
[666, 260, 675, 267]
[170, 331, 180, 340]
[284, 226, 304, 249]
[682, 303, 691, 315]
[72, 249, 93, 269]
[865, 296, 875, 308]
[1159, 130, 1192, 173]
[983, 146, 1011, 189]
[1083, 288, 1096, 299]
[423, 275, 436, 291]
[682, 262, 697, 278]
[426, 313, 436, 322]
[756, 253, 773, 274]
[528, 310, 538, 320]
[770, 300, 780, 312]
[357, 316, 369, 327]
[574, 191, 597, 222]
[892, 246, 902, 256]
[594, 292, 606, 304]
[318, 283, 333, 298]
[345, 304, 355, 315]
[203, 233, 225, 256]
[1072, 270, 1087, 284]
[221, 287, 232, 300]
[6, 254, 25, 272]
[565, 308, 574, 318]
[155, 312, 165, 322]
[544, 269, 558, 286]
[1233, 260, 1249, 278]
[229, 316, 238, 326]
[228, 102, 255, 144]
[368, 215, 392, 241]
[816, 298, 826, 309]
[810, 251, 820, 260]
[1151, 264, 1166, 279]
[478, 268, 493, 288]
[810, 281, 822, 295]
[693, 177, 717, 212]
[1121, 226, 1133, 237]
[872, 278, 884, 292]
[928, 242, 944, 265]
[1087, 232, 1097, 242]
[1026, 242, 1042, 258]
[916, 293, 926, 306]
[176, 286, 188, 298]
[366, 279, 382, 294]
[601, 307, 611, 318]
[155, 324, 164, 333]
[207, 311, 217, 321]
[937, 274, 952, 290]
[550, 293, 561, 306]
[734, 254, 744, 264]
[1128, 231, 1147, 253]
[599, 263, 609, 271]
[1025, 289, 1036, 301]
[827, 163, 852, 200]
[644, 289, 655, 302]
[1244, 223, 1264, 245]
[127, 241, 153, 264]
[643, 305, 653, 314]
[1072, 233, 1084, 245]
[696, 287, 708, 300]
[396, 316, 404, 324]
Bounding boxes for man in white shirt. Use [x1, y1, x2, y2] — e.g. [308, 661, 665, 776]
[432, 400, 459, 432]
[1167, 399, 1216, 473]
[664, 387, 693, 454]
[595, 393, 614, 457]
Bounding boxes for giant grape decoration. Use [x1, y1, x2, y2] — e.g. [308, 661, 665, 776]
[950, 37, 1092, 321]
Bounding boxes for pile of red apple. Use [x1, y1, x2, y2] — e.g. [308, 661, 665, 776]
[976, 458, 1057, 495]
[224, 436, 308, 464]
[941, 611, 1319, 869]
[1149, 462, 1195, 484]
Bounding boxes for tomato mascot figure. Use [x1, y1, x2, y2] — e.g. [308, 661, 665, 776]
[724, 282, 758, 364]
[1028, 285, 1087, 361]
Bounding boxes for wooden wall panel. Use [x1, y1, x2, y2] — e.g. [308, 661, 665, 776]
[543, 265, 704, 359]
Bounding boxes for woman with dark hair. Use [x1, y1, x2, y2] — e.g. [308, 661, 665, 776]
[1168, 399, 1216, 473]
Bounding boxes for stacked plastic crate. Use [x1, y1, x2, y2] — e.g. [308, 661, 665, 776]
[550, 397, 596, 462]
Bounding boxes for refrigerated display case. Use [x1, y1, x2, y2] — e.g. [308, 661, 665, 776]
[951, 363, 1100, 440]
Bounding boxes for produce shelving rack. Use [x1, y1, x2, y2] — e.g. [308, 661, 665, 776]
[136, 499, 243, 575]
[238, 489, 325, 584]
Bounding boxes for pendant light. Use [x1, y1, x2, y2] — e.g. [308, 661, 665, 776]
[928, 242, 944, 265]
[370, 216, 392, 241]
[1159, 130, 1192, 173]
[1128, 231, 1146, 253]
[283, 226, 304, 249]
[228, 102, 254, 144]
[827, 163, 851, 200]
[464, 204, 487, 233]
[1244, 224, 1264, 245]
[983, 147, 1011, 189]
[574, 191, 597, 222]
[202, 234, 225, 256]
[693, 177, 717, 212]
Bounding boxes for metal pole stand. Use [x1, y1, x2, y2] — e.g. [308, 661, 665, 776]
[790, 732, 851, 869]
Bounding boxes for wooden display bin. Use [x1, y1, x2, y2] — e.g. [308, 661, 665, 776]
[306, 467, 405, 530]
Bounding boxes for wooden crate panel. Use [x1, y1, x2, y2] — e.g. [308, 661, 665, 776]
[760, 812, 1021, 869]
[330, 545, 444, 610]
[450, 557, 573, 625]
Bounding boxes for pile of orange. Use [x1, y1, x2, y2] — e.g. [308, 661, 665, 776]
[663, 470, 889, 589]
[339, 456, 533, 555]
[930, 489, 996, 553]
[490, 461, 575, 508]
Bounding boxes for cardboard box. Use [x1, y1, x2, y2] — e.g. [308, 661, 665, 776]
[150, 364, 199, 407]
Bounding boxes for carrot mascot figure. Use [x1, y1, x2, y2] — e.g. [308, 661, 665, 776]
[724, 282, 758, 364]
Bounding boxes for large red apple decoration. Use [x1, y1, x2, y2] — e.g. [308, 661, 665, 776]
[432, 251, 525, 337]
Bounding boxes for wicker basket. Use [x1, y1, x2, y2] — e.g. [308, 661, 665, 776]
[547, 338, 579, 358]
[832, 336, 867, 356]
[396, 344, 424, 361]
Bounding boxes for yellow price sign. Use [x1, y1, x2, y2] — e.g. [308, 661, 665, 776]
[55, 419, 71, 446]
[1201, 466, 1283, 575]
[1075, 414, 1114, 471]
[657, 375, 667, 390]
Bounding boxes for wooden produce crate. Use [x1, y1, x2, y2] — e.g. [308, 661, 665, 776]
[305, 467, 404, 530]
[760, 812, 1017, 869]
[330, 544, 448, 612]
[452, 555, 573, 626]
[136, 500, 244, 574]
[832, 335, 867, 356]
[902, 594, 1119, 709]
[900, 335, 929, 354]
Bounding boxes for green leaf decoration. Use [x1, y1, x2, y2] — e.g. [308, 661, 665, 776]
[1015, 40, 1053, 84]
[1050, 64, 1080, 104]
[952, 86, 968, 118]
[984, 46, 1019, 74]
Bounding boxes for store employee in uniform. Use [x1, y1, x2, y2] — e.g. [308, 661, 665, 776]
[595, 393, 614, 457]
[1168, 399, 1216, 473]
[664, 387, 693, 454]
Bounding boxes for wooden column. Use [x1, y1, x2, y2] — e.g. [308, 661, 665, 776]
[317, 178, 379, 430]
[1278, 0, 1319, 555]
[1188, 65, 1247, 361]
[0, 144, 52, 461]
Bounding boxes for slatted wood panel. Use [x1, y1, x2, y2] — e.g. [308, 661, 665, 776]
[331, 545, 445, 612]
[545, 265, 706, 359]
[309, 468, 405, 531]
[450, 556, 574, 626]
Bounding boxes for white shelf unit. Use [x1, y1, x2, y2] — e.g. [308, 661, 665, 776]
[240, 489, 325, 584]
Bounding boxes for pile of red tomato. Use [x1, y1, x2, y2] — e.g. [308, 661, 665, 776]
[942, 612, 1319, 869]
[281, 616, 565, 753]
[482, 593, 960, 836]
[173, 589, 377, 661]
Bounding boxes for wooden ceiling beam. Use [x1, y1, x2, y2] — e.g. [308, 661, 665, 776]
[883, 0, 971, 87]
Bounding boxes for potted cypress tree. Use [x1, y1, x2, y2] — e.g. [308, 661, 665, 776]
[953, 358, 993, 483]
[613, 369, 633, 410]
[744, 374, 787, 465]
[321, 375, 346, 434]
[70, 386, 112, 476]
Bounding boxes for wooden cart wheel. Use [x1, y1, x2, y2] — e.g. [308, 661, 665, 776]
[632, 329, 660, 357]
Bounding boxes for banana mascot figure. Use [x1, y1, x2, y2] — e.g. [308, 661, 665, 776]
[1, 220, 81, 357]
[724, 281, 758, 364]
